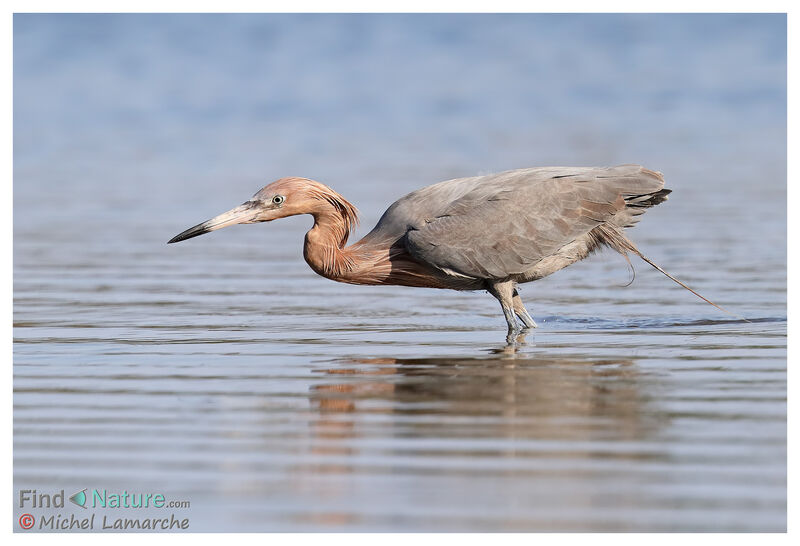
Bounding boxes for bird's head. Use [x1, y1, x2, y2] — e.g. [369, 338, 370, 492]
[167, 177, 358, 244]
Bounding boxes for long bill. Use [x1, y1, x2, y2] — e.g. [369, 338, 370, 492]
[167, 201, 260, 244]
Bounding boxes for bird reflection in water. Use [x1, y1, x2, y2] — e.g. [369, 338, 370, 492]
[292, 346, 665, 529]
[308, 347, 659, 439]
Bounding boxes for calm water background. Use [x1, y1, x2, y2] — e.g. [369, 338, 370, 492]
[13, 14, 786, 532]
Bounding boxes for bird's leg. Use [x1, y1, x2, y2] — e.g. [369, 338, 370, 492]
[512, 289, 538, 329]
[488, 281, 519, 337]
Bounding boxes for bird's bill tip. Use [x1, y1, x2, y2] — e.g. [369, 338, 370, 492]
[167, 202, 259, 244]
[167, 224, 210, 244]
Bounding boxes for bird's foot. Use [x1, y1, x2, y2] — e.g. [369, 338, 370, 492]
[506, 326, 528, 343]
[505, 327, 529, 346]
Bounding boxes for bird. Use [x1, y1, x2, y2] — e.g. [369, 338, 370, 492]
[168, 164, 732, 336]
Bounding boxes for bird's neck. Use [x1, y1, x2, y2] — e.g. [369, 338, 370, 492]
[302, 198, 454, 289]
[303, 208, 377, 284]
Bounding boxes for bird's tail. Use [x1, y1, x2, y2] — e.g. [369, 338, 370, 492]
[594, 224, 748, 322]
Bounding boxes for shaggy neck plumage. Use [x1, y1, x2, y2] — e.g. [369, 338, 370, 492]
[302, 189, 372, 283]
[301, 185, 455, 289]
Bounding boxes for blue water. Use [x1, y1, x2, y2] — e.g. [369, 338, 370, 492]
[14, 14, 786, 532]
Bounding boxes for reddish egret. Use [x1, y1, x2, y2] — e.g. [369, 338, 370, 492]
[168, 165, 730, 334]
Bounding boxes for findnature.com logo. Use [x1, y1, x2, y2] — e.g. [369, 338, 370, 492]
[17, 488, 191, 531]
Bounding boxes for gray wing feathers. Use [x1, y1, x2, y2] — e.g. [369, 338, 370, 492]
[404, 165, 665, 280]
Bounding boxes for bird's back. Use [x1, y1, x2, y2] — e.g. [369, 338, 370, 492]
[352, 165, 668, 285]
[359, 165, 665, 244]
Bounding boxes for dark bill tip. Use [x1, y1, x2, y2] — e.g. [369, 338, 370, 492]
[167, 223, 211, 244]
[167, 201, 260, 245]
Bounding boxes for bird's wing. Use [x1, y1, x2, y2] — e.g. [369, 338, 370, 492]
[359, 166, 611, 244]
[403, 165, 665, 280]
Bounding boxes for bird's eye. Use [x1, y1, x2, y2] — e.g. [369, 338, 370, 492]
[272, 195, 285, 205]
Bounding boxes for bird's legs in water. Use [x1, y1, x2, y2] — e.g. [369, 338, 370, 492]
[512, 288, 537, 329]
[489, 281, 536, 339]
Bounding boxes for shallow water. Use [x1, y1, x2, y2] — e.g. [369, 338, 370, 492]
[13, 14, 786, 532]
